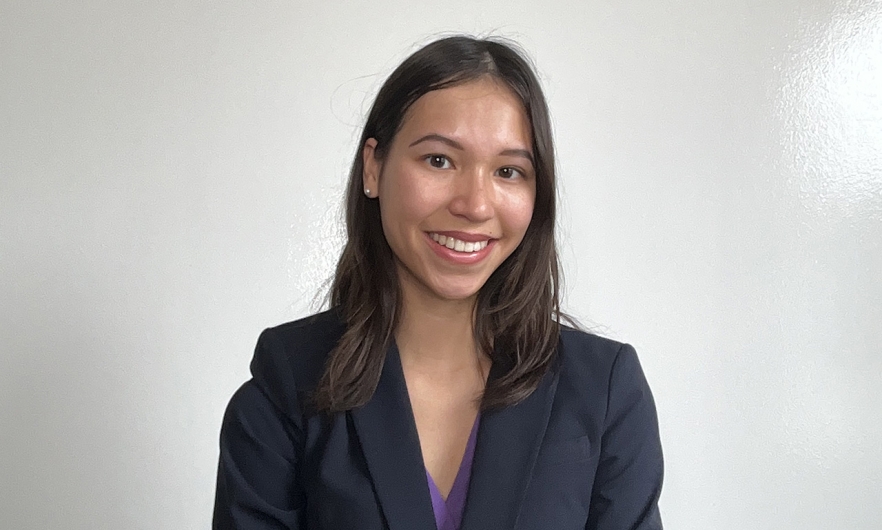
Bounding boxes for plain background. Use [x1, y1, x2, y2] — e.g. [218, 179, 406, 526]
[2, 1, 881, 528]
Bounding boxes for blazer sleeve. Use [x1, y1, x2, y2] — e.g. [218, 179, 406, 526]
[213, 329, 307, 529]
[586, 344, 664, 530]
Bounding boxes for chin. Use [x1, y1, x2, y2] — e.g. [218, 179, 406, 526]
[428, 280, 485, 302]
[439, 292, 481, 302]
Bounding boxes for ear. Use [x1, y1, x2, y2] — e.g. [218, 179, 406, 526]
[362, 138, 380, 198]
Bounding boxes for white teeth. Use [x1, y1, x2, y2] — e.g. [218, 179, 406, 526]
[429, 233, 490, 253]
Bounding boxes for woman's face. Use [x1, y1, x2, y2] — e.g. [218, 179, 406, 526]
[363, 77, 536, 304]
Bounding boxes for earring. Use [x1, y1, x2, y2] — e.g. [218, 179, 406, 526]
[364, 188, 371, 196]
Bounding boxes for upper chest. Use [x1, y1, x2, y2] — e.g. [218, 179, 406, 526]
[404, 371, 483, 497]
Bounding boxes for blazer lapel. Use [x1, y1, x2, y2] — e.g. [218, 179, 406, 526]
[350, 342, 437, 530]
[460, 354, 561, 530]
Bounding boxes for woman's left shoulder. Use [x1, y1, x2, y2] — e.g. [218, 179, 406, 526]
[551, 327, 660, 448]
[556, 326, 647, 385]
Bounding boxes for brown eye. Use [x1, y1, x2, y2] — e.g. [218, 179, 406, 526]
[498, 167, 523, 179]
[426, 155, 452, 169]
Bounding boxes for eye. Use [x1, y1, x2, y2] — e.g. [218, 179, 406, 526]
[497, 166, 524, 180]
[426, 154, 452, 169]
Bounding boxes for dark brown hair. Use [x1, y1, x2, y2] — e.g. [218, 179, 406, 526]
[313, 35, 564, 413]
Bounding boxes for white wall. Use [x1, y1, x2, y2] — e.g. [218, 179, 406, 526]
[2, 1, 880, 528]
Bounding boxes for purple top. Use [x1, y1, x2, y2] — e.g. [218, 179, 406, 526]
[426, 416, 480, 530]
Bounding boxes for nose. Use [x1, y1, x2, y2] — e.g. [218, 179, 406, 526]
[448, 166, 494, 222]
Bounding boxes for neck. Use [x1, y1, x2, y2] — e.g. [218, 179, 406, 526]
[395, 280, 485, 376]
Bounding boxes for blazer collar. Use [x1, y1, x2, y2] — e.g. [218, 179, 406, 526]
[460, 352, 560, 530]
[350, 341, 561, 530]
[350, 342, 437, 529]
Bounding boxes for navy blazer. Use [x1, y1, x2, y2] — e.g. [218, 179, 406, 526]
[213, 309, 663, 529]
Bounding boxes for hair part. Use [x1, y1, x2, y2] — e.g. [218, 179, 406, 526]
[312, 35, 566, 413]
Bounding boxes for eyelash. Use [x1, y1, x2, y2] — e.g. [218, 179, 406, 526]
[425, 154, 451, 169]
[423, 155, 526, 180]
[497, 167, 524, 180]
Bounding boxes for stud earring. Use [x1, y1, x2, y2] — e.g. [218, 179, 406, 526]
[364, 188, 371, 196]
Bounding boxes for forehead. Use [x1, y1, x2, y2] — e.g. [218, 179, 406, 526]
[397, 78, 533, 148]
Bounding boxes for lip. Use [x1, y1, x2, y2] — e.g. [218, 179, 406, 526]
[424, 232, 496, 265]
[430, 230, 494, 243]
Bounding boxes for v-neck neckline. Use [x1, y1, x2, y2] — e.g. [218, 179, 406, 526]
[349, 340, 561, 530]
[426, 413, 481, 500]
[425, 414, 481, 530]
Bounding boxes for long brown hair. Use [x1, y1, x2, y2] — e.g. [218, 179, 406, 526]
[313, 35, 564, 413]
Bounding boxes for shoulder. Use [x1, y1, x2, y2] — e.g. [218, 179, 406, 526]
[557, 325, 633, 378]
[554, 326, 651, 413]
[249, 308, 345, 401]
[555, 329, 664, 527]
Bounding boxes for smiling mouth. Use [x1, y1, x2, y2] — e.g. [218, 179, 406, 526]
[428, 232, 490, 253]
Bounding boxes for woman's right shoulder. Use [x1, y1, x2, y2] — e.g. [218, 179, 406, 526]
[249, 307, 345, 396]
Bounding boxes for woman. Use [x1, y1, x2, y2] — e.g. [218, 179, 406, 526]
[214, 35, 663, 530]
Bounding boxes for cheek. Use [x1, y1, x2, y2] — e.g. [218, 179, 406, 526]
[501, 188, 536, 236]
[382, 166, 445, 224]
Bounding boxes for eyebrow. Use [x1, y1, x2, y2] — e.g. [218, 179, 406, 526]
[408, 133, 535, 167]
